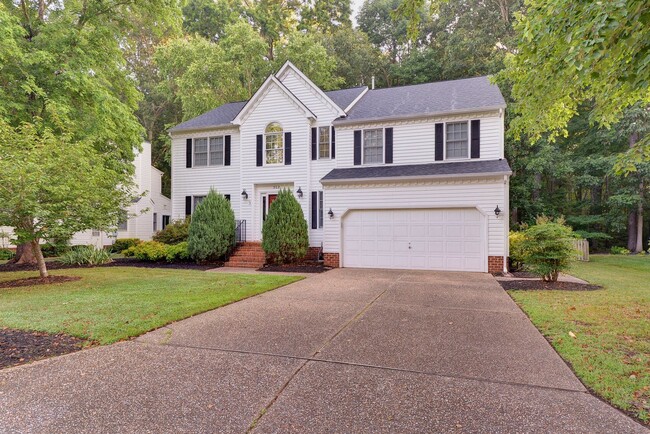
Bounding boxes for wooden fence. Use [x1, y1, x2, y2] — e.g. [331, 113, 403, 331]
[573, 239, 589, 261]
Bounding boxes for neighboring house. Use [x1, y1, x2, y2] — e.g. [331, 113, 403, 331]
[1, 142, 171, 249]
[169, 62, 511, 273]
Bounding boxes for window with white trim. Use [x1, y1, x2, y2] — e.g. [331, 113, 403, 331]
[153, 213, 158, 232]
[446, 122, 468, 159]
[363, 128, 383, 164]
[319, 126, 330, 159]
[265, 122, 283, 164]
[193, 195, 206, 212]
[209, 136, 224, 165]
[193, 138, 208, 166]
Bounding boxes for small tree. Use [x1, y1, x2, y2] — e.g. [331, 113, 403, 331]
[187, 190, 235, 261]
[262, 189, 309, 264]
[521, 216, 576, 282]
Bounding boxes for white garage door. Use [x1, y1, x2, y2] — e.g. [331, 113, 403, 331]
[342, 208, 486, 272]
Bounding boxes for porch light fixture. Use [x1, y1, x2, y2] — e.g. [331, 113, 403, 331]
[328, 208, 334, 219]
[494, 205, 501, 217]
[241, 189, 248, 200]
[296, 187, 303, 198]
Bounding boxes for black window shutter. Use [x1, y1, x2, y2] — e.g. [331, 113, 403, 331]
[256, 134, 263, 166]
[311, 191, 318, 229]
[435, 123, 444, 161]
[311, 127, 317, 160]
[224, 135, 231, 166]
[185, 196, 192, 216]
[331, 127, 336, 159]
[471, 120, 480, 159]
[186, 138, 192, 168]
[385, 127, 393, 164]
[284, 132, 292, 165]
[353, 130, 362, 165]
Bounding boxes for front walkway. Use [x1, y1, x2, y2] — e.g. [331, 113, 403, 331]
[0, 269, 644, 433]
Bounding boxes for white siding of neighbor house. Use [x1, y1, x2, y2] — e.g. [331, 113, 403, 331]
[171, 128, 241, 223]
[322, 176, 509, 258]
[334, 112, 504, 168]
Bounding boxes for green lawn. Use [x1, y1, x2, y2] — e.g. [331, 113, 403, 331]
[0, 267, 301, 344]
[509, 255, 650, 423]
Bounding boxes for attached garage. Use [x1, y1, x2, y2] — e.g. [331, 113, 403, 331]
[342, 208, 486, 272]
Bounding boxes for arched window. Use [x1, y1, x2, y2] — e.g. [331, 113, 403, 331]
[265, 122, 283, 164]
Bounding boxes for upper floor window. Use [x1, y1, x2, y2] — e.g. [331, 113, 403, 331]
[319, 126, 330, 159]
[446, 122, 468, 159]
[363, 129, 383, 164]
[209, 136, 224, 165]
[265, 122, 283, 164]
[194, 136, 225, 166]
[194, 138, 208, 166]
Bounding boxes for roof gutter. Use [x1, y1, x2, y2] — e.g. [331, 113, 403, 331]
[169, 124, 239, 135]
[320, 170, 513, 184]
[333, 105, 508, 126]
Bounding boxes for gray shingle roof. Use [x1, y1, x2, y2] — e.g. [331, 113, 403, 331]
[335, 76, 505, 124]
[325, 86, 367, 110]
[168, 101, 247, 133]
[321, 159, 511, 183]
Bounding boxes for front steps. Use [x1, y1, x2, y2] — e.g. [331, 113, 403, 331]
[224, 242, 266, 268]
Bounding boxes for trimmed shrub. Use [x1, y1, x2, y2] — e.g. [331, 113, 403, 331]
[0, 248, 14, 260]
[59, 246, 112, 266]
[262, 189, 309, 264]
[41, 239, 70, 257]
[153, 218, 190, 245]
[610, 246, 630, 255]
[111, 238, 141, 253]
[509, 231, 528, 271]
[165, 242, 190, 262]
[188, 190, 236, 261]
[123, 241, 168, 261]
[521, 216, 576, 282]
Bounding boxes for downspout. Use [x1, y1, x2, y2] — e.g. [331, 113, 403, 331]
[503, 174, 509, 273]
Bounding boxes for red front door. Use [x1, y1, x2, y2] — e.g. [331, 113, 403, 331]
[268, 194, 278, 208]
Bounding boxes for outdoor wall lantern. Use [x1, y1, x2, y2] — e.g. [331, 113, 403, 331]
[328, 208, 334, 219]
[296, 187, 303, 198]
[494, 205, 501, 217]
[241, 189, 248, 200]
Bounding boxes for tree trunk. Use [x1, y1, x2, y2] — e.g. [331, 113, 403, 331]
[627, 131, 642, 252]
[627, 211, 638, 251]
[31, 239, 48, 278]
[10, 243, 36, 264]
[635, 182, 644, 253]
[532, 173, 542, 201]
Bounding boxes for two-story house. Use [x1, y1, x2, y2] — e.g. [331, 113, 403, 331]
[169, 62, 511, 273]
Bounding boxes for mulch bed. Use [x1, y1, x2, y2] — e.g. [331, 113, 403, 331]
[0, 328, 87, 369]
[258, 262, 330, 273]
[0, 258, 218, 273]
[498, 279, 602, 291]
[0, 275, 81, 289]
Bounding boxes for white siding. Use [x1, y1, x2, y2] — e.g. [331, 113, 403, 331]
[279, 69, 342, 121]
[323, 176, 508, 258]
[334, 113, 504, 168]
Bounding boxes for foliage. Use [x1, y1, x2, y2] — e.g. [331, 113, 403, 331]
[262, 189, 309, 264]
[123, 241, 169, 261]
[59, 246, 113, 266]
[508, 231, 528, 271]
[299, 0, 352, 33]
[0, 249, 14, 261]
[187, 190, 236, 261]
[182, 0, 242, 41]
[520, 216, 576, 282]
[164, 242, 190, 262]
[111, 238, 142, 254]
[502, 0, 650, 171]
[0, 267, 301, 344]
[41, 239, 71, 258]
[153, 219, 191, 245]
[610, 246, 631, 256]
[509, 255, 650, 422]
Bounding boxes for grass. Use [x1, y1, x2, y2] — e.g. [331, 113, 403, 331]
[0, 267, 301, 344]
[509, 255, 650, 423]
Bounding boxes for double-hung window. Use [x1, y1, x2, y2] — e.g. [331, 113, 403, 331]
[193, 138, 208, 166]
[363, 129, 383, 164]
[318, 191, 324, 228]
[265, 122, 283, 164]
[319, 126, 330, 159]
[153, 213, 158, 232]
[209, 136, 224, 165]
[193, 195, 206, 212]
[446, 122, 469, 159]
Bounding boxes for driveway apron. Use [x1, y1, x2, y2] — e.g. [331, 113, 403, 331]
[0, 269, 645, 433]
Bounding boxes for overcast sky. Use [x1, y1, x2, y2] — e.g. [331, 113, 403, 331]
[350, 0, 364, 25]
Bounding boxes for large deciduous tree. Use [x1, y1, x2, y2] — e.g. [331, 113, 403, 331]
[0, 0, 179, 275]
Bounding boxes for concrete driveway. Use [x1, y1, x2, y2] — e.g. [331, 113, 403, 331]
[0, 269, 645, 433]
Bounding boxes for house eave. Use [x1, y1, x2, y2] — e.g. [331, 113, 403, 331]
[320, 171, 512, 185]
[169, 124, 239, 136]
[333, 105, 507, 126]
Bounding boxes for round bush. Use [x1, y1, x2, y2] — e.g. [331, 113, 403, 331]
[521, 216, 576, 282]
[153, 219, 190, 245]
[262, 189, 309, 264]
[187, 190, 236, 261]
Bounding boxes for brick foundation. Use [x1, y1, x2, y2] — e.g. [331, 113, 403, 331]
[323, 252, 340, 268]
[488, 256, 506, 274]
[305, 247, 321, 261]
